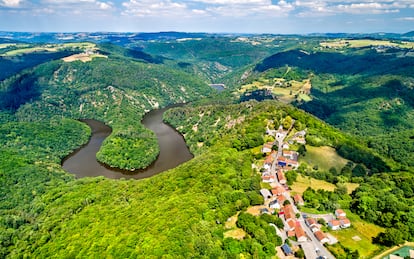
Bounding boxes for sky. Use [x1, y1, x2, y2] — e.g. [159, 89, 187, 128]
[0, 0, 413, 34]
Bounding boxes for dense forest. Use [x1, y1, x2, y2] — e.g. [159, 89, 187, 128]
[0, 45, 214, 170]
[1, 34, 414, 257]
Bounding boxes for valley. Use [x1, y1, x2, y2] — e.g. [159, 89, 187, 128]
[0, 32, 413, 258]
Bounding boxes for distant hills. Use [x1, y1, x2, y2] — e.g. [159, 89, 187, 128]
[1, 31, 413, 45]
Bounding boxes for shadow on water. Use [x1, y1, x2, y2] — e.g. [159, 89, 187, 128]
[62, 105, 193, 179]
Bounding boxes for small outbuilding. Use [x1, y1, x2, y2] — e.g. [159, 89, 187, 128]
[281, 244, 293, 256]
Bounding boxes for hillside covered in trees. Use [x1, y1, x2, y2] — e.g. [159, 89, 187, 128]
[0, 42, 214, 170]
[248, 44, 414, 171]
[1, 33, 414, 257]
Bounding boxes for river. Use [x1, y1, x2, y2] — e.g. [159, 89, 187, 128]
[62, 106, 193, 179]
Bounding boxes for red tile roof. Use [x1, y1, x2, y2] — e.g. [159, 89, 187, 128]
[283, 204, 295, 220]
[314, 230, 327, 241]
[264, 155, 274, 164]
[341, 218, 351, 225]
[271, 186, 285, 196]
[335, 209, 346, 216]
[277, 195, 286, 203]
[287, 219, 296, 230]
[295, 222, 306, 238]
[277, 170, 286, 182]
[329, 220, 341, 226]
[293, 194, 304, 204]
[306, 218, 317, 226]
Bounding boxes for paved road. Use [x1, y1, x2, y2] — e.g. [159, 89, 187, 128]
[301, 241, 318, 259]
[298, 214, 335, 259]
[267, 122, 335, 259]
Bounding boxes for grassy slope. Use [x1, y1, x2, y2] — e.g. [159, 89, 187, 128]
[328, 210, 384, 258]
[291, 175, 359, 195]
[299, 145, 349, 172]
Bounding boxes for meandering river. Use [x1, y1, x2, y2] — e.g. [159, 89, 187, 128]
[62, 106, 193, 179]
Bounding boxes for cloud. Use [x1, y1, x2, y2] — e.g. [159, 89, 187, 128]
[2, 0, 21, 7]
[293, 0, 413, 17]
[397, 17, 414, 21]
[121, 0, 187, 17]
[35, 0, 114, 15]
[121, 0, 294, 18]
[193, 0, 267, 3]
[97, 1, 112, 10]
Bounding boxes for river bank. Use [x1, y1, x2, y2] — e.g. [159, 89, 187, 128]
[62, 106, 193, 179]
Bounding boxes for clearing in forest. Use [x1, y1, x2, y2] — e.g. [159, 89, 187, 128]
[299, 145, 348, 172]
[291, 175, 359, 195]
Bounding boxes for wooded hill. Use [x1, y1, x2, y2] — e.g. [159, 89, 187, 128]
[0, 42, 214, 170]
[1, 34, 414, 257]
[1, 98, 411, 257]
[248, 46, 414, 171]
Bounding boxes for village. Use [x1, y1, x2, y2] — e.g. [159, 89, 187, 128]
[256, 119, 352, 259]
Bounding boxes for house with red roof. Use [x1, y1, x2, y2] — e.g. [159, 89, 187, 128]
[335, 209, 346, 218]
[340, 218, 351, 228]
[283, 204, 295, 221]
[295, 222, 307, 242]
[314, 230, 329, 244]
[261, 142, 273, 154]
[261, 174, 275, 183]
[277, 169, 287, 184]
[286, 159, 299, 169]
[286, 219, 296, 231]
[271, 186, 286, 196]
[305, 217, 317, 227]
[283, 150, 298, 161]
[277, 195, 286, 205]
[264, 155, 274, 170]
[328, 219, 341, 230]
[293, 194, 304, 206]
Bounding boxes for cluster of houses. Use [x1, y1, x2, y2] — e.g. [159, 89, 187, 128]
[305, 217, 330, 244]
[281, 204, 307, 242]
[328, 209, 351, 230]
[257, 121, 354, 255]
[261, 147, 299, 171]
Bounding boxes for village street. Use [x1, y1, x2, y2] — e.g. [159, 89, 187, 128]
[265, 125, 335, 259]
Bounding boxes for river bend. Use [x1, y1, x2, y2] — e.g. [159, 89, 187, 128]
[62, 106, 193, 179]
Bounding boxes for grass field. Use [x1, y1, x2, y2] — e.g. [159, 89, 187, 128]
[224, 212, 246, 240]
[0, 43, 18, 49]
[240, 77, 312, 104]
[328, 210, 384, 258]
[291, 175, 359, 195]
[62, 53, 107, 63]
[320, 39, 414, 49]
[299, 145, 349, 172]
[1, 42, 97, 56]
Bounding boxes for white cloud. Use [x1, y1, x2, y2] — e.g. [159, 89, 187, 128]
[120, 0, 294, 18]
[2, 0, 21, 7]
[397, 17, 414, 21]
[293, 0, 412, 17]
[119, 0, 414, 20]
[122, 0, 187, 17]
[36, 0, 114, 15]
[97, 1, 112, 10]
[193, 0, 267, 3]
